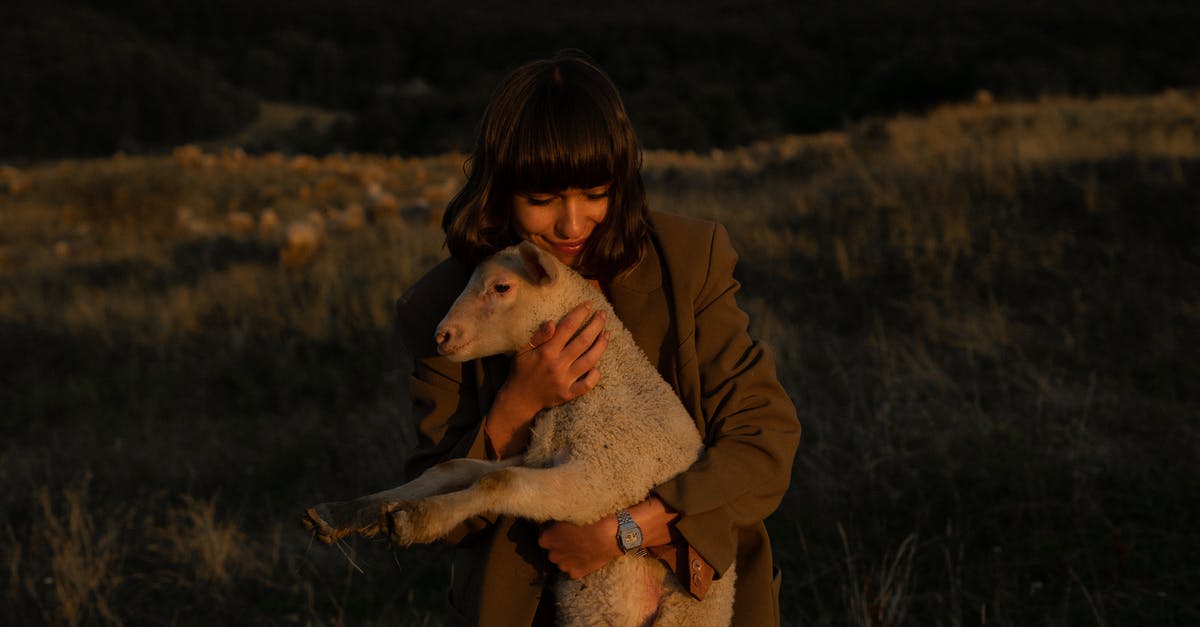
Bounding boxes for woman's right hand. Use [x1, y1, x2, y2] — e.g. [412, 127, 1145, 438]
[484, 302, 610, 457]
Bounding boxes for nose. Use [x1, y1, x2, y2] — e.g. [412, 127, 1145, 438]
[434, 324, 460, 354]
[556, 196, 584, 239]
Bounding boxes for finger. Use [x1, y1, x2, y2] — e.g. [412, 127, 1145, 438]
[537, 526, 553, 550]
[568, 329, 610, 380]
[562, 310, 607, 361]
[525, 321, 555, 352]
[568, 368, 601, 399]
[516, 319, 552, 353]
[547, 302, 593, 350]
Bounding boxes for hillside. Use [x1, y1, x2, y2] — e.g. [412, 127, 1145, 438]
[2, 90, 1198, 625]
[4, 0, 1200, 159]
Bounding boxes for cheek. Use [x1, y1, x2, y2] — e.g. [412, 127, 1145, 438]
[590, 198, 610, 225]
[512, 204, 547, 237]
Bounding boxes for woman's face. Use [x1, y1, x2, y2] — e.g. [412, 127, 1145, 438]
[512, 185, 610, 268]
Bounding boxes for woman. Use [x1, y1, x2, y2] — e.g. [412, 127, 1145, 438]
[394, 51, 800, 626]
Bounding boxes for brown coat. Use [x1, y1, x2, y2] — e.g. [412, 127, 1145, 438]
[394, 211, 801, 626]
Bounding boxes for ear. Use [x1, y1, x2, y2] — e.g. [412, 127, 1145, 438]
[517, 241, 559, 285]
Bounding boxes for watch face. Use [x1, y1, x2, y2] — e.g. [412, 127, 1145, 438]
[621, 529, 642, 549]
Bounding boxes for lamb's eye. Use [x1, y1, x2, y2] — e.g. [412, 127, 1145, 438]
[493, 283, 511, 294]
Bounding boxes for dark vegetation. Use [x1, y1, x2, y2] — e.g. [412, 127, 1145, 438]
[2, 93, 1198, 623]
[4, 0, 1200, 159]
[3, 0, 1198, 622]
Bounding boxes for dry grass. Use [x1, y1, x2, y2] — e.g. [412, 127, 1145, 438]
[839, 528, 918, 627]
[33, 476, 127, 626]
[151, 495, 263, 586]
[2, 88, 1198, 624]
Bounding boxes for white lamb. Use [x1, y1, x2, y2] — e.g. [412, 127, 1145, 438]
[304, 241, 735, 626]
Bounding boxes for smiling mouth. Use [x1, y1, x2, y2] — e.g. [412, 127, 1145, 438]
[551, 240, 586, 255]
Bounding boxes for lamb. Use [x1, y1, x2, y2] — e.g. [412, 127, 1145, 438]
[303, 241, 735, 626]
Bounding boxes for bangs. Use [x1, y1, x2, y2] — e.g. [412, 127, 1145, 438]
[444, 52, 649, 278]
[499, 78, 624, 193]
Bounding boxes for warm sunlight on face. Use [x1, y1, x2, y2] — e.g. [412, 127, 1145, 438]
[512, 185, 610, 268]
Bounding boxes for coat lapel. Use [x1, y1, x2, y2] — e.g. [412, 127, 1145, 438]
[608, 241, 679, 390]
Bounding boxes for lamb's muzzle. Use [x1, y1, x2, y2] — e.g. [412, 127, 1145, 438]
[434, 324, 462, 356]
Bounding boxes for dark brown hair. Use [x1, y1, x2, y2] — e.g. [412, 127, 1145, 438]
[442, 51, 648, 280]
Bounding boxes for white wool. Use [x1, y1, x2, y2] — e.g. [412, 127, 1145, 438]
[464, 245, 737, 625]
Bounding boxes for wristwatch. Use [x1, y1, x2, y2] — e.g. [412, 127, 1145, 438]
[616, 511, 649, 557]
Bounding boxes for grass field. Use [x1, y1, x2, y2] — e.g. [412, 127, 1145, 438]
[2, 89, 1198, 625]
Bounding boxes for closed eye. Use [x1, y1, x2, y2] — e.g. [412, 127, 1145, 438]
[586, 185, 611, 200]
[522, 195, 554, 206]
[493, 283, 511, 294]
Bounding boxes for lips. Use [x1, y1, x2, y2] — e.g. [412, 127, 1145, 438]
[551, 240, 586, 257]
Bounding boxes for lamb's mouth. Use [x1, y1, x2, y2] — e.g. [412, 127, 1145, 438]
[436, 341, 472, 361]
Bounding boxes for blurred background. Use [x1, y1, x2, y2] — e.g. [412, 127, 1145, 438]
[2, 1, 1198, 625]
[4, 0, 1200, 160]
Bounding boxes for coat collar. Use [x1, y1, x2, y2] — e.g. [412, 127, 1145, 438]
[608, 238, 665, 331]
[605, 237, 676, 387]
[609, 241, 663, 295]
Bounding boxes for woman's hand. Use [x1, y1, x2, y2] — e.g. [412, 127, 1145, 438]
[510, 301, 610, 411]
[539, 497, 680, 580]
[538, 515, 622, 580]
[484, 302, 610, 458]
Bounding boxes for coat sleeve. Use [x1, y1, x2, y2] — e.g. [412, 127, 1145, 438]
[650, 223, 802, 576]
[401, 353, 489, 479]
[395, 276, 496, 544]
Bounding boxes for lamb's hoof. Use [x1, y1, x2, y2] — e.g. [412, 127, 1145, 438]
[384, 502, 438, 546]
[302, 505, 345, 545]
[386, 508, 416, 546]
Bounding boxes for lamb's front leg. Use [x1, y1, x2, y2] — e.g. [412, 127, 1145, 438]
[388, 461, 630, 545]
[304, 456, 521, 544]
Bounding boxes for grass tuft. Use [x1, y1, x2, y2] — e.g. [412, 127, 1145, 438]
[36, 475, 127, 627]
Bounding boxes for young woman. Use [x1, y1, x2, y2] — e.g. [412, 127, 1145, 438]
[394, 51, 800, 627]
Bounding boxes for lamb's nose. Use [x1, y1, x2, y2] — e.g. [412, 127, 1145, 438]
[434, 325, 459, 353]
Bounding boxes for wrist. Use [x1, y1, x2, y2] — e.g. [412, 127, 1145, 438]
[601, 514, 624, 559]
[492, 383, 543, 427]
[483, 387, 539, 459]
[624, 497, 680, 548]
[615, 510, 649, 557]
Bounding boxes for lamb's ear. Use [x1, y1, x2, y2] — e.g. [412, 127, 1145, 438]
[517, 241, 559, 285]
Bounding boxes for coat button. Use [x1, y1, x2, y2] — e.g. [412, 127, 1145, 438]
[692, 573, 703, 585]
[691, 559, 702, 571]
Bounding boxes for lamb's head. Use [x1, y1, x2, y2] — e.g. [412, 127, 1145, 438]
[435, 241, 574, 362]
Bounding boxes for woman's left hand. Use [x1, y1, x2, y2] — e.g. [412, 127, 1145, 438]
[538, 496, 680, 579]
[538, 517, 621, 580]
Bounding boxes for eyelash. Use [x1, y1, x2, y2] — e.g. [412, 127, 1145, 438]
[493, 283, 511, 294]
[523, 191, 609, 205]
